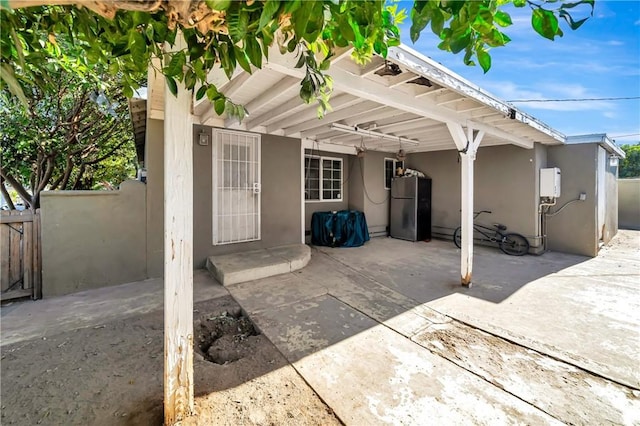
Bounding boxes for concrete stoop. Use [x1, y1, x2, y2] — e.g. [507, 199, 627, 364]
[205, 244, 311, 286]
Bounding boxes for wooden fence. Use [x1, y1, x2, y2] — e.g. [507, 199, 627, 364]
[1, 209, 42, 301]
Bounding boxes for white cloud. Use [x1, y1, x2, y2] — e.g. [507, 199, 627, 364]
[607, 40, 624, 46]
[603, 111, 617, 119]
[635, 19, 640, 26]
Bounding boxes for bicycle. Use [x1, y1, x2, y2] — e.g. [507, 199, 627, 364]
[453, 210, 530, 256]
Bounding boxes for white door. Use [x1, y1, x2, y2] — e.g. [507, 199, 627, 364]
[212, 130, 261, 245]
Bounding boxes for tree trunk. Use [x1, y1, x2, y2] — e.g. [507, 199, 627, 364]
[0, 168, 33, 208]
[0, 179, 16, 210]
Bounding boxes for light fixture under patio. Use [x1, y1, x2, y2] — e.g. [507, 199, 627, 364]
[331, 123, 420, 146]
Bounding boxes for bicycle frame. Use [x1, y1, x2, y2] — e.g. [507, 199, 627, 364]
[453, 210, 530, 256]
[470, 223, 508, 245]
[469, 210, 508, 246]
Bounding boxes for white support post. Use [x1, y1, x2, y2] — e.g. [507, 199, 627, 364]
[447, 123, 484, 287]
[163, 37, 194, 425]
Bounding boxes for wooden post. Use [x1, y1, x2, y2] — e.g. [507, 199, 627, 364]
[447, 123, 484, 287]
[163, 36, 194, 425]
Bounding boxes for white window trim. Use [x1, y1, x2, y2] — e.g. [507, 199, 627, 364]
[305, 155, 343, 202]
[384, 158, 404, 190]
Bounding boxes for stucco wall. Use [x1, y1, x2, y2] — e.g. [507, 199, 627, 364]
[408, 144, 541, 248]
[304, 150, 351, 235]
[603, 153, 619, 244]
[146, 119, 164, 277]
[40, 180, 147, 297]
[619, 178, 640, 229]
[546, 143, 598, 256]
[146, 123, 302, 274]
[361, 151, 393, 235]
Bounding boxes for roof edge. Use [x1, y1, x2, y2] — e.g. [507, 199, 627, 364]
[566, 134, 626, 158]
[387, 45, 566, 144]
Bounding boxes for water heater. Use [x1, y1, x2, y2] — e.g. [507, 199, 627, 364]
[540, 167, 561, 198]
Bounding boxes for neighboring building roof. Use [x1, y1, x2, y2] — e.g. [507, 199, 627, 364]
[566, 134, 626, 158]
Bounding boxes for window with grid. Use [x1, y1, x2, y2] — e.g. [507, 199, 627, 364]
[385, 158, 404, 189]
[305, 156, 342, 201]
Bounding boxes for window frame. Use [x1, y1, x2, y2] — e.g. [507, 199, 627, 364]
[304, 155, 343, 202]
[384, 158, 404, 190]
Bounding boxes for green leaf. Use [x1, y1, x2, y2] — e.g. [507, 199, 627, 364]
[561, 0, 595, 13]
[206, 85, 219, 99]
[449, 32, 471, 54]
[164, 51, 186, 77]
[513, 0, 526, 7]
[293, 1, 314, 37]
[205, 0, 232, 11]
[165, 75, 177, 97]
[430, 8, 444, 36]
[123, 84, 134, 98]
[477, 48, 491, 73]
[128, 30, 147, 59]
[245, 36, 262, 68]
[10, 27, 25, 70]
[493, 10, 512, 27]
[559, 10, 589, 30]
[195, 85, 207, 101]
[234, 45, 252, 73]
[531, 9, 560, 40]
[258, 0, 280, 31]
[214, 98, 225, 115]
[0, 64, 28, 108]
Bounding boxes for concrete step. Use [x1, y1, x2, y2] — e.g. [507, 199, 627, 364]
[205, 244, 311, 286]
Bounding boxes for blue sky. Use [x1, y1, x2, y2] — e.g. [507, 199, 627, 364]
[398, 1, 640, 146]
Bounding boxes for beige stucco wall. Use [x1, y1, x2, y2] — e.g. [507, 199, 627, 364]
[146, 123, 303, 274]
[145, 119, 164, 277]
[304, 150, 351, 237]
[40, 180, 147, 297]
[408, 144, 542, 249]
[618, 178, 640, 230]
[546, 143, 598, 256]
[603, 153, 619, 244]
[360, 151, 393, 235]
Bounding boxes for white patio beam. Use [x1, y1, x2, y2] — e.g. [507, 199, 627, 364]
[343, 108, 410, 127]
[264, 48, 528, 148]
[163, 36, 194, 425]
[244, 94, 306, 130]
[284, 102, 385, 137]
[447, 122, 484, 287]
[241, 76, 298, 117]
[268, 93, 358, 133]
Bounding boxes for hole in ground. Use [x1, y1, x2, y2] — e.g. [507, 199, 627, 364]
[194, 307, 261, 365]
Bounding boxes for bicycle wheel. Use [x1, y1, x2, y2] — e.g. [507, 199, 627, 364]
[453, 227, 462, 248]
[500, 233, 529, 256]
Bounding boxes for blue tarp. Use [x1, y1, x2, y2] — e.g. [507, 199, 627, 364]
[311, 210, 370, 247]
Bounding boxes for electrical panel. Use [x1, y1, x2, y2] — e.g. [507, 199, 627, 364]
[540, 167, 561, 198]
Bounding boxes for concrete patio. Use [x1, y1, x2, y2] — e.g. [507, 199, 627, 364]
[2, 231, 639, 424]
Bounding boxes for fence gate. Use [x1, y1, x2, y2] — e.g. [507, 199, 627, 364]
[1, 209, 41, 301]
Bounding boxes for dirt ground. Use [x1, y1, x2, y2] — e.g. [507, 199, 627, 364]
[0, 296, 341, 425]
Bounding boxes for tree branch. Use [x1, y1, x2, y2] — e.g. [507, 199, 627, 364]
[0, 167, 33, 207]
[72, 163, 86, 190]
[85, 137, 130, 165]
[0, 179, 16, 210]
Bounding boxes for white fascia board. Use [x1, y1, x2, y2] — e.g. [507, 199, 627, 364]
[388, 45, 566, 144]
[567, 133, 626, 158]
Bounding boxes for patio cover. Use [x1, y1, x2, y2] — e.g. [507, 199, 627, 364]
[151, 41, 569, 421]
